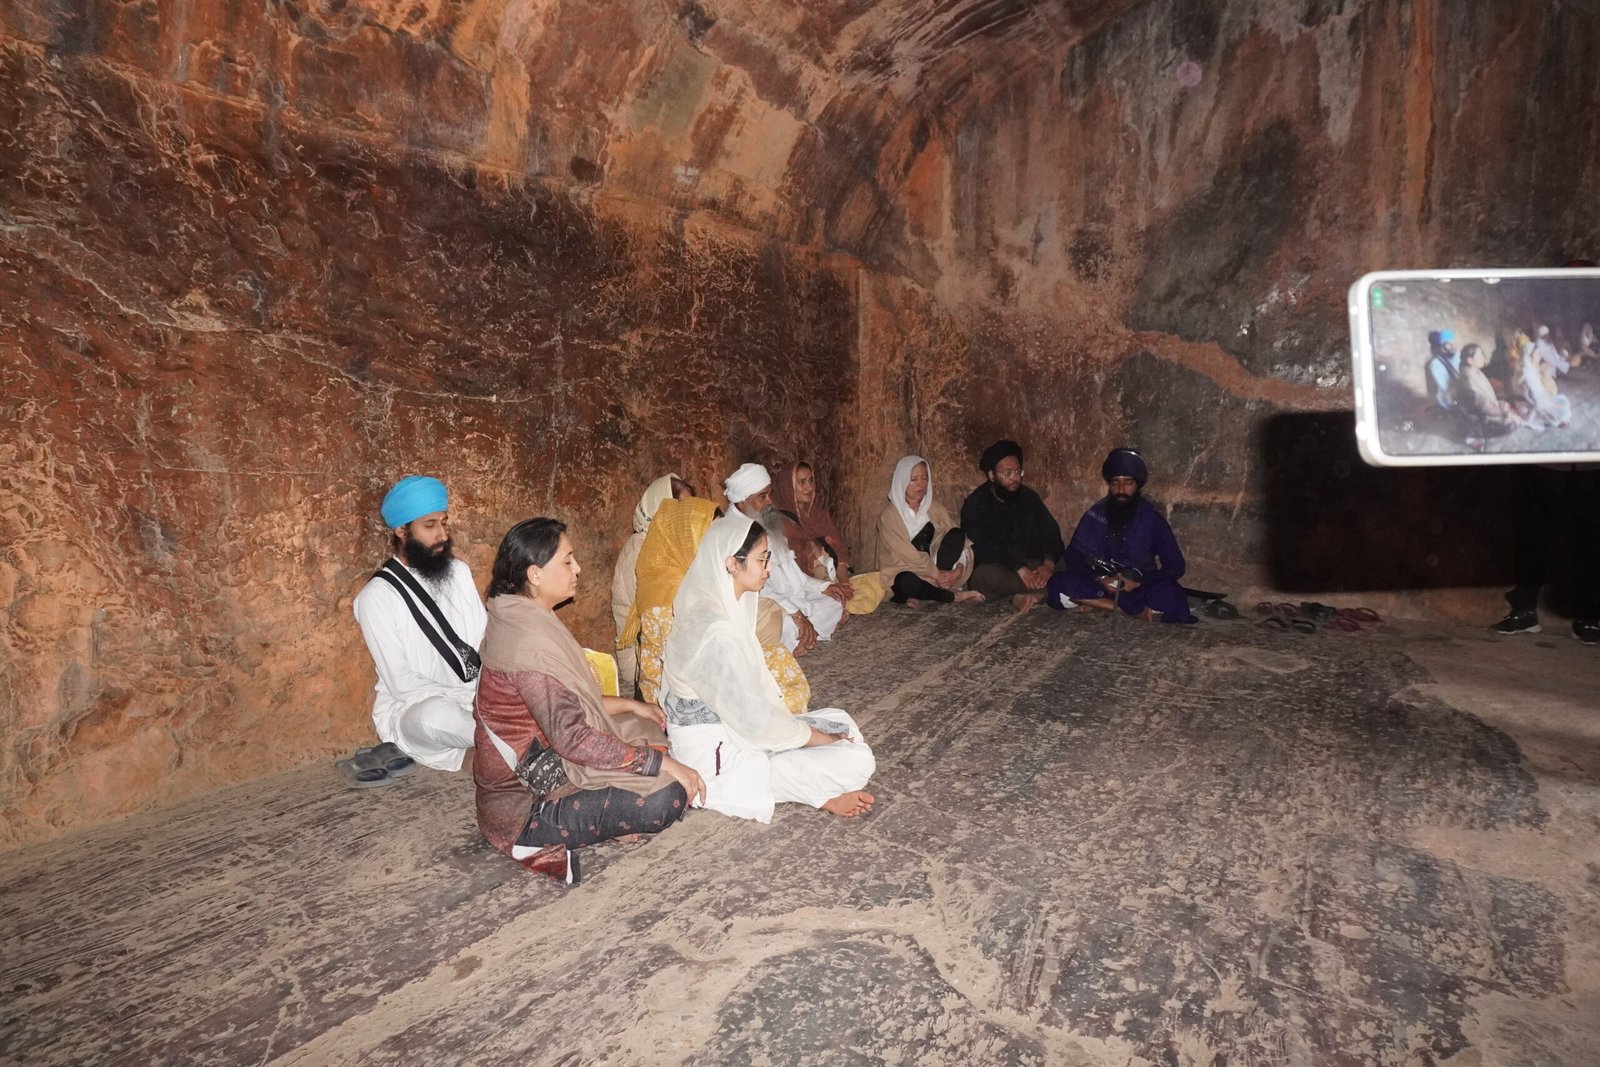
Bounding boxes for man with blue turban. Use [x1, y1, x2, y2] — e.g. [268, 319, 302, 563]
[352, 475, 487, 770]
[1426, 329, 1461, 412]
[1046, 449, 1197, 623]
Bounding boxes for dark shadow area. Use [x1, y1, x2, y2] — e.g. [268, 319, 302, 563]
[1258, 411, 1519, 594]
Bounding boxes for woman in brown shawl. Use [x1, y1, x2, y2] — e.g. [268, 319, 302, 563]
[772, 461, 888, 614]
[473, 518, 705, 883]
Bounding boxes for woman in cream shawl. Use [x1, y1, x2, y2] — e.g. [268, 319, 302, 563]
[877, 455, 983, 605]
[661, 513, 876, 822]
[610, 473, 683, 698]
[474, 518, 705, 882]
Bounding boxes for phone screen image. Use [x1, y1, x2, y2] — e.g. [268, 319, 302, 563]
[1349, 270, 1600, 466]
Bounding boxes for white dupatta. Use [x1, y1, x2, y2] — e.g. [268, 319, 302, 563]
[663, 513, 809, 751]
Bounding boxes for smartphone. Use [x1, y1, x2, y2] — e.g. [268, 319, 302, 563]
[1348, 268, 1600, 466]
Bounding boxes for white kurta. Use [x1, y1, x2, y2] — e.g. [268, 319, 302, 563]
[352, 557, 487, 770]
[760, 544, 844, 650]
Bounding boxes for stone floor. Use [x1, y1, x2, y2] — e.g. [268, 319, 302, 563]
[3, 604, 1599, 1066]
[1377, 362, 1600, 456]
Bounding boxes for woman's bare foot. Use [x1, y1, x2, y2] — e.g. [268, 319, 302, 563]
[903, 598, 923, 608]
[821, 790, 875, 817]
[1012, 592, 1043, 614]
[955, 590, 985, 604]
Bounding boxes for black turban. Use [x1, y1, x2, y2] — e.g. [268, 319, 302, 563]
[978, 439, 1023, 473]
[1101, 448, 1148, 487]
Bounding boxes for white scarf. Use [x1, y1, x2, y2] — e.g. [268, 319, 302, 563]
[889, 455, 934, 538]
[631, 473, 679, 534]
[663, 513, 790, 721]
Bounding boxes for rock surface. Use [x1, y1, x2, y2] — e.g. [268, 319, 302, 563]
[2, 609, 1597, 1065]
[2, 0, 1598, 839]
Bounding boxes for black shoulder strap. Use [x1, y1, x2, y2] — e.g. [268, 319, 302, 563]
[373, 560, 479, 682]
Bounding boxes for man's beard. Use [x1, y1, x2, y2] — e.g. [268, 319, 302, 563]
[740, 503, 790, 554]
[401, 534, 455, 588]
[989, 480, 1019, 502]
[1106, 490, 1139, 530]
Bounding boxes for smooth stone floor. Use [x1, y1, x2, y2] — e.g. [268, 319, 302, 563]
[3, 605, 1599, 1066]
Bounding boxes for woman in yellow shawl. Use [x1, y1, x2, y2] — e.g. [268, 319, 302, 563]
[621, 496, 812, 714]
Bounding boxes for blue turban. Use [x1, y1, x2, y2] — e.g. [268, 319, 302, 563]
[1438, 329, 1454, 342]
[381, 475, 449, 528]
[1101, 449, 1148, 487]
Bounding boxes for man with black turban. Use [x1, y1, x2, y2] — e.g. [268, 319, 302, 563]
[1046, 449, 1196, 623]
[959, 439, 1063, 612]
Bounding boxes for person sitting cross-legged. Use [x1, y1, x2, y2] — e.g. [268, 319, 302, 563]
[877, 455, 983, 605]
[1047, 449, 1196, 623]
[473, 518, 705, 883]
[959, 439, 1063, 613]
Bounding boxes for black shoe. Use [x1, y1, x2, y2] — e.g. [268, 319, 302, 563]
[1575, 620, 1600, 646]
[1491, 610, 1541, 635]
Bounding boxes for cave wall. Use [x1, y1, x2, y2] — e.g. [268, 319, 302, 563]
[4, 0, 1599, 844]
[0, 30, 859, 845]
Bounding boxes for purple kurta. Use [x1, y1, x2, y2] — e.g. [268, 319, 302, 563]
[1047, 498, 1196, 622]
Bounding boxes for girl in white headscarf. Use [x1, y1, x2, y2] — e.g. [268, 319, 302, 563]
[876, 456, 982, 605]
[662, 513, 875, 822]
[611, 473, 682, 696]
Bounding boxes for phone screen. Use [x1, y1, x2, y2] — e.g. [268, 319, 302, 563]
[1349, 269, 1600, 466]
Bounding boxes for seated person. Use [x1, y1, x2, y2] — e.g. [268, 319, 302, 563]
[876, 455, 983, 605]
[623, 495, 812, 715]
[661, 513, 875, 823]
[352, 475, 485, 771]
[772, 460, 887, 614]
[1454, 343, 1521, 442]
[960, 440, 1063, 612]
[1047, 449, 1197, 623]
[611, 473, 693, 697]
[1519, 325, 1573, 429]
[1425, 330, 1461, 412]
[726, 463, 847, 654]
[473, 518, 705, 882]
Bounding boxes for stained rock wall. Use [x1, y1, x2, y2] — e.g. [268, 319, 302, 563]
[4, 0, 1599, 844]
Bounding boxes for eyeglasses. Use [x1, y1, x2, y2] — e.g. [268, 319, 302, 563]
[735, 551, 773, 565]
[994, 467, 1024, 479]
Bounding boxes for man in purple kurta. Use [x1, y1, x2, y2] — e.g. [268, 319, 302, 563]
[1046, 449, 1197, 624]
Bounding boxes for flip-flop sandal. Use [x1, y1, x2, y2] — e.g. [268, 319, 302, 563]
[1204, 600, 1240, 620]
[334, 748, 394, 789]
[1256, 616, 1291, 631]
[1334, 607, 1382, 629]
[1288, 618, 1319, 634]
[1327, 616, 1365, 633]
[369, 742, 417, 776]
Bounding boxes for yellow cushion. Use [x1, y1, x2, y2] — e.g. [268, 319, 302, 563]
[584, 649, 620, 697]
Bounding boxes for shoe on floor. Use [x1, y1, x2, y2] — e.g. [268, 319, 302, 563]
[1491, 610, 1541, 635]
[1575, 619, 1600, 646]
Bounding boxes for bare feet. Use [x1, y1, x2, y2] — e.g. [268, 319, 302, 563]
[903, 598, 923, 608]
[954, 590, 985, 604]
[1012, 592, 1043, 614]
[821, 790, 875, 817]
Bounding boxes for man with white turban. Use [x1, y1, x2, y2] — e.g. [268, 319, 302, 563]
[352, 475, 487, 770]
[724, 463, 848, 654]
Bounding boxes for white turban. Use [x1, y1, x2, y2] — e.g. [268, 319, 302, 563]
[723, 463, 772, 505]
[1537, 325, 1550, 337]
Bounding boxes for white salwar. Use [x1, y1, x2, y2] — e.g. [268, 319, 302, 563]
[761, 541, 846, 650]
[663, 513, 874, 823]
[352, 557, 487, 770]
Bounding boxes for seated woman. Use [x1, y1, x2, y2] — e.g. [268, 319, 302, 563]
[625, 495, 812, 715]
[771, 461, 887, 614]
[876, 455, 983, 605]
[662, 513, 876, 823]
[474, 518, 705, 883]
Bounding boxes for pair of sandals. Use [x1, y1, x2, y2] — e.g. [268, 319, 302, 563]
[1255, 602, 1382, 634]
[334, 742, 417, 789]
